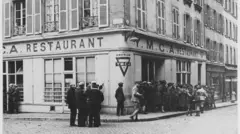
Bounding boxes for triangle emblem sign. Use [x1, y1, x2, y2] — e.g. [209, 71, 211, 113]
[116, 57, 131, 77]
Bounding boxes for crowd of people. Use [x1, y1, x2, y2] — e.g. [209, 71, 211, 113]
[128, 81, 217, 121]
[65, 81, 104, 127]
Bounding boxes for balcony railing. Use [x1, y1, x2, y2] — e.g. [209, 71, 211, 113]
[13, 25, 26, 36]
[44, 21, 59, 32]
[82, 16, 98, 28]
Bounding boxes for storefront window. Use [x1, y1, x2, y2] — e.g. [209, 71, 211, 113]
[44, 57, 96, 103]
[44, 59, 62, 103]
[3, 61, 24, 101]
[176, 60, 191, 84]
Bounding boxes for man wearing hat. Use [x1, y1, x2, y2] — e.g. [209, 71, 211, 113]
[85, 81, 104, 127]
[7, 83, 15, 114]
[66, 83, 77, 126]
[13, 84, 20, 113]
[75, 82, 88, 127]
[115, 82, 125, 116]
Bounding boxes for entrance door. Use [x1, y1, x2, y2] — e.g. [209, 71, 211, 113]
[141, 58, 155, 82]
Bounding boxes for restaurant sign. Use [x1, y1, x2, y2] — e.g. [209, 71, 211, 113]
[3, 37, 104, 55]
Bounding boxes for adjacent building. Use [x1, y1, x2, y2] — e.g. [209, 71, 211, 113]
[3, 0, 218, 114]
[204, 0, 238, 101]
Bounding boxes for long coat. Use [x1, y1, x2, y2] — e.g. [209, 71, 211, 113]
[85, 89, 104, 105]
[66, 87, 76, 109]
[75, 88, 87, 109]
[115, 87, 125, 103]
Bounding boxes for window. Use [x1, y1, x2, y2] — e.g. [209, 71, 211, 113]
[44, 0, 60, 32]
[236, 26, 238, 42]
[13, 0, 26, 36]
[3, 61, 24, 102]
[183, 13, 192, 43]
[213, 10, 217, 30]
[232, 1, 234, 15]
[206, 38, 210, 60]
[219, 43, 224, 63]
[207, 6, 211, 27]
[137, 0, 147, 30]
[229, 0, 231, 12]
[194, 19, 201, 46]
[44, 59, 62, 103]
[213, 41, 217, 61]
[226, 45, 229, 64]
[157, 0, 165, 35]
[233, 48, 236, 64]
[225, 0, 228, 10]
[230, 47, 232, 64]
[226, 19, 228, 36]
[176, 60, 191, 84]
[172, 7, 179, 39]
[82, 0, 98, 27]
[230, 21, 232, 38]
[236, 2, 238, 18]
[216, 43, 220, 62]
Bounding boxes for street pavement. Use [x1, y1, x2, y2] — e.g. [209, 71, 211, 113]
[3, 105, 237, 134]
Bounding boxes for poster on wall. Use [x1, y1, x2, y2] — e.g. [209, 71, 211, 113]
[115, 53, 131, 77]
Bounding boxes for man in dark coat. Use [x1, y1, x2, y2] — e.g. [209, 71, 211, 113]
[7, 84, 15, 114]
[65, 84, 77, 126]
[115, 82, 125, 116]
[75, 82, 88, 127]
[13, 84, 20, 113]
[85, 81, 104, 127]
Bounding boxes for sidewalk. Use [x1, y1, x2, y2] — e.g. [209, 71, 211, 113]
[3, 101, 237, 123]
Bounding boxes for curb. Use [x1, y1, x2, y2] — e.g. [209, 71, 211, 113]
[4, 103, 237, 122]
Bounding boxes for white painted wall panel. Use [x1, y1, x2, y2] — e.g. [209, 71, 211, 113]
[23, 59, 33, 103]
[33, 58, 44, 104]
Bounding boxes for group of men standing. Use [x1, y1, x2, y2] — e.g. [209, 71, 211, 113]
[7, 83, 20, 114]
[65, 81, 104, 127]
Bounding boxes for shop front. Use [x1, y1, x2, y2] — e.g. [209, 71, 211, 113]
[206, 64, 225, 101]
[224, 65, 237, 101]
[3, 32, 207, 114]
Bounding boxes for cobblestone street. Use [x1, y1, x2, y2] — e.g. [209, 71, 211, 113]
[3, 106, 237, 134]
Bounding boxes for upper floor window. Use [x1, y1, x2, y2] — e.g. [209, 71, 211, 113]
[183, 13, 192, 43]
[229, 21, 232, 38]
[137, 0, 147, 30]
[44, 0, 59, 32]
[226, 45, 229, 64]
[229, 0, 231, 12]
[172, 7, 179, 39]
[82, 0, 98, 27]
[213, 10, 217, 30]
[225, 19, 228, 37]
[13, 0, 26, 36]
[157, 0, 165, 35]
[219, 43, 224, 63]
[194, 19, 201, 46]
[236, 2, 238, 18]
[230, 47, 232, 64]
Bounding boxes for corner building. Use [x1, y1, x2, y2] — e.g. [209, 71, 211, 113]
[2, 0, 206, 114]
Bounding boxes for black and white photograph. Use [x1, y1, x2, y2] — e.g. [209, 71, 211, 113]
[1, 0, 239, 133]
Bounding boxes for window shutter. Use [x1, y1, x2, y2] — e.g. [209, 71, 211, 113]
[172, 8, 175, 38]
[98, 0, 109, 27]
[124, 0, 131, 26]
[201, 23, 204, 48]
[70, 0, 79, 30]
[194, 19, 197, 46]
[59, 0, 68, 32]
[79, 0, 83, 29]
[190, 16, 193, 45]
[156, 1, 159, 33]
[26, 0, 33, 35]
[35, 0, 42, 34]
[177, 10, 179, 39]
[4, 1, 11, 37]
[163, 4, 166, 34]
[183, 14, 186, 41]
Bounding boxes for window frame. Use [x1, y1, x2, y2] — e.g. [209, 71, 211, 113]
[157, 0, 165, 35]
[172, 6, 179, 39]
[176, 60, 191, 84]
[137, 0, 147, 30]
[44, 0, 60, 33]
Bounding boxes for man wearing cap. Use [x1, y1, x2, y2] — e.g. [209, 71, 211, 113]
[7, 84, 15, 114]
[75, 82, 88, 127]
[115, 82, 125, 116]
[85, 81, 104, 127]
[66, 84, 77, 126]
